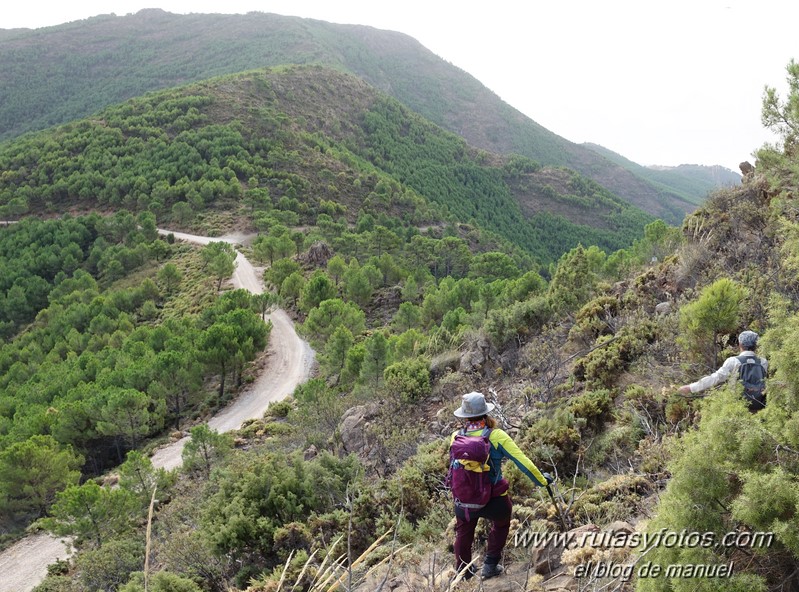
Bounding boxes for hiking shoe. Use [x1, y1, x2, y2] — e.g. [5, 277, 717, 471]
[481, 563, 504, 579]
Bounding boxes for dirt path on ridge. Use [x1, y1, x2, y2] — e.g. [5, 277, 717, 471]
[0, 230, 314, 592]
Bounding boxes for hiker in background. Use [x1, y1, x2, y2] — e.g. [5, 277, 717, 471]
[678, 330, 768, 411]
[448, 391, 553, 580]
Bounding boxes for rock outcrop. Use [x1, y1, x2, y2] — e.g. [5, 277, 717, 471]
[302, 240, 332, 267]
[340, 403, 379, 457]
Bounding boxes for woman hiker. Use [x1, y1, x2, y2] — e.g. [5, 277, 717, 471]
[449, 391, 553, 580]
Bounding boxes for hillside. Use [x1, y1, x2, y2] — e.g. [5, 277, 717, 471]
[3, 56, 799, 592]
[0, 65, 653, 265]
[0, 9, 699, 224]
[584, 142, 742, 205]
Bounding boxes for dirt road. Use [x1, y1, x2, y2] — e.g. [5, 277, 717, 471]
[0, 230, 314, 592]
[151, 230, 314, 469]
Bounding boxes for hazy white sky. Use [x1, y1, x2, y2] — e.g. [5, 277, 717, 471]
[3, 1, 798, 171]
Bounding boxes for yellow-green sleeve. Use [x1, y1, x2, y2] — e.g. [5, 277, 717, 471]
[489, 428, 547, 487]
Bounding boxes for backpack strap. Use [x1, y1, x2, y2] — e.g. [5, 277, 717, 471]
[480, 427, 495, 472]
[456, 426, 492, 438]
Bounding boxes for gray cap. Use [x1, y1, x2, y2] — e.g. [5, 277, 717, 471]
[738, 330, 759, 348]
[454, 392, 495, 418]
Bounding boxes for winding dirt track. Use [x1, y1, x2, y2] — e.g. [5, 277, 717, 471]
[0, 230, 314, 592]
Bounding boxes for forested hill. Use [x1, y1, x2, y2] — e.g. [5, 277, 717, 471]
[0, 65, 653, 264]
[1, 9, 698, 223]
[584, 142, 742, 205]
[4, 48, 799, 592]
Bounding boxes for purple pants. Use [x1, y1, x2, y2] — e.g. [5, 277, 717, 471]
[453, 494, 512, 571]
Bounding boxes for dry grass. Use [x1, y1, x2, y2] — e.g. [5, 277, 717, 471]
[255, 529, 410, 592]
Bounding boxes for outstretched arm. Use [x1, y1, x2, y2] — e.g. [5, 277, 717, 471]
[680, 356, 739, 394]
[492, 429, 547, 487]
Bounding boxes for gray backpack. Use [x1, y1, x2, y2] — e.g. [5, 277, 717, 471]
[737, 354, 766, 411]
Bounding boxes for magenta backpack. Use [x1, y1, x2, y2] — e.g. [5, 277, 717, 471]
[446, 427, 493, 517]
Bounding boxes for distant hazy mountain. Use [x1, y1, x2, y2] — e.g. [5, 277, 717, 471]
[584, 143, 741, 206]
[1, 9, 699, 223]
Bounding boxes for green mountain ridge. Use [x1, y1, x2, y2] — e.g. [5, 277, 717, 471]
[1, 8, 703, 224]
[583, 142, 741, 205]
[0, 65, 654, 265]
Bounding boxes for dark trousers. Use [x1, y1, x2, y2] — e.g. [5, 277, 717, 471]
[453, 494, 512, 572]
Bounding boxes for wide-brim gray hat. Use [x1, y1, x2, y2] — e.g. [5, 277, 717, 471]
[454, 391, 495, 418]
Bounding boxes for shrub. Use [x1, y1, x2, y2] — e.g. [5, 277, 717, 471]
[568, 389, 613, 433]
[246, 550, 313, 592]
[678, 277, 747, 369]
[272, 522, 312, 560]
[569, 295, 619, 344]
[120, 571, 202, 592]
[586, 424, 644, 472]
[622, 385, 666, 426]
[32, 576, 76, 592]
[200, 450, 361, 575]
[637, 386, 781, 592]
[261, 422, 294, 437]
[521, 408, 584, 476]
[46, 559, 70, 577]
[290, 378, 346, 439]
[238, 418, 266, 439]
[573, 322, 657, 388]
[357, 439, 447, 535]
[383, 356, 431, 402]
[265, 400, 292, 419]
[572, 474, 651, 526]
[75, 538, 144, 592]
[484, 295, 552, 347]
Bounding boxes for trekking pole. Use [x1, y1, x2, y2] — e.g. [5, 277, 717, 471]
[546, 483, 568, 533]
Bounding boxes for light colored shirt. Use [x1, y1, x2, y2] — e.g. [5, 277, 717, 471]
[688, 350, 768, 393]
